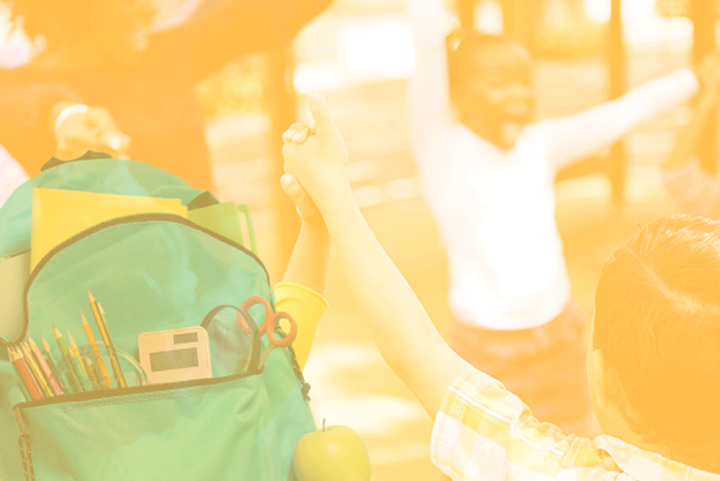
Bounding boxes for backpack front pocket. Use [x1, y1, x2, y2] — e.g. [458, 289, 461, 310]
[14, 372, 294, 481]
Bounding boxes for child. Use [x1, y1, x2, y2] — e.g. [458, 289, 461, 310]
[663, 54, 720, 219]
[407, 0, 704, 433]
[282, 94, 720, 477]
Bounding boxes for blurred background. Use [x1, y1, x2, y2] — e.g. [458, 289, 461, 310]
[0, 0, 716, 478]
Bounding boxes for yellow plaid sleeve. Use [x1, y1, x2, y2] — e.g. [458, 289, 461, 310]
[430, 371, 607, 480]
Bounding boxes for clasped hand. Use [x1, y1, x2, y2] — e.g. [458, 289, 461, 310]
[280, 93, 350, 221]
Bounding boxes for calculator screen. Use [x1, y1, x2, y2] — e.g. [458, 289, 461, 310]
[150, 348, 199, 372]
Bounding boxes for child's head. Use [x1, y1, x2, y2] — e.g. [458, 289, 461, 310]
[447, 33, 534, 129]
[590, 215, 720, 470]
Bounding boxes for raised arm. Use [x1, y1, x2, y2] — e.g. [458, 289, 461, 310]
[535, 68, 699, 171]
[0, 78, 130, 174]
[406, 0, 455, 153]
[661, 63, 720, 219]
[282, 95, 477, 416]
[167, 0, 331, 81]
[276, 169, 331, 369]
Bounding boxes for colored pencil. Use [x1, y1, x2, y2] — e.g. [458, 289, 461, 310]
[80, 346, 102, 391]
[88, 290, 126, 388]
[27, 336, 63, 396]
[21, 342, 53, 397]
[8, 347, 41, 401]
[41, 338, 65, 393]
[10, 346, 42, 400]
[64, 336, 89, 392]
[98, 302, 127, 388]
[68, 332, 99, 391]
[54, 326, 84, 393]
[67, 332, 90, 386]
[81, 310, 112, 389]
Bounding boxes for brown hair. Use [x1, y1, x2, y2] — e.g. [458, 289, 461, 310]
[594, 215, 720, 471]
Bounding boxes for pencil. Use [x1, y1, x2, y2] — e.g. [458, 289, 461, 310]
[22, 342, 54, 397]
[97, 302, 127, 388]
[11, 346, 42, 400]
[67, 332, 93, 391]
[41, 337, 64, 393]
[67, 331, 93, 391]
[8, 347, 41, 401]
[64, 336, 89, 392]
[27, 336, 63, 396]
[54, 326, 84, 393]
[80, 346, 102, 391]
[88, 290, 126, 388]
[81, 310, 112, 389]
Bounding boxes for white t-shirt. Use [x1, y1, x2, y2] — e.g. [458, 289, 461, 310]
[0, 144, 27, 208]
[408, 0, 699, 330]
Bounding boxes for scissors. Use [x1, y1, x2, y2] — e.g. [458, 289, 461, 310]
[238, 296, 297, 369]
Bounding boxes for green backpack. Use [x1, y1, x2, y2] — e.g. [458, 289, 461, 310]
[0, 155, 315, 480]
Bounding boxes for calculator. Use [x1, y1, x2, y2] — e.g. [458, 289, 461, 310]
[138, 327, 212, 385]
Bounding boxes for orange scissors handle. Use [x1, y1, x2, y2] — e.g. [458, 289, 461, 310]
[239, 296, 298, 347]
[265, 312, 297, 348]
[240, 296, 274, 332]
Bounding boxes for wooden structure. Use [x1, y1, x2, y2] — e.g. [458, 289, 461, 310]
[690, 0, 717, 174]
[268, 45, 301, 269]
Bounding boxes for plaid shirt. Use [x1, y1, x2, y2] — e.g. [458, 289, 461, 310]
[431, 371, 720, 481]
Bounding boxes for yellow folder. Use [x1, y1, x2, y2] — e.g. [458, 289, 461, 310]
[31, 188, 187, 269]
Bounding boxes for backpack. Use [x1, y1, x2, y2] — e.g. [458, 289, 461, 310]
[0, 155, 315, 480]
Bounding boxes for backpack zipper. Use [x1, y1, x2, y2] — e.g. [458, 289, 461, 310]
[13, 368, 261, 410]
[15, 405, 35, 481]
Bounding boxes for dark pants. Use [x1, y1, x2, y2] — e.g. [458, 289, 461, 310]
[450, 303, 597, 436]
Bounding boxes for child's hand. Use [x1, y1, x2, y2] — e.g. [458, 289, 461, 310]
[281, 93, 350, 210]
[280, 173, 323, 225]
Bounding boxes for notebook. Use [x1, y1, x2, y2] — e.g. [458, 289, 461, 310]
[31, 189, 187, 269]
[0, 250, 30, 342]
[187, 201, 255, 251]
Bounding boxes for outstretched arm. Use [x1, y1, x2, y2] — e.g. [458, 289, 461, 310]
[537, 68, 699, 171]
[661, 55, 720, 219]
[665, 88, 719, 170]
[169, 0, 331, 81]
[282, 95, 477, 416]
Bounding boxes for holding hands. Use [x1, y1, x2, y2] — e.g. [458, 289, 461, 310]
[281, 93, 350, 214]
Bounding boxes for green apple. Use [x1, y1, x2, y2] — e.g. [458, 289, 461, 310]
[293, 421, 371, 481]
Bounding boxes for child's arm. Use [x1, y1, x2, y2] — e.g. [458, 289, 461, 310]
[280, 174, 331, 293]
[276, 167, 331, 369]
[537, 67, 699, 171]
[282, 95, 478, 417]
[664, 85, 719, 170]
[661, 57, 720, 219]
